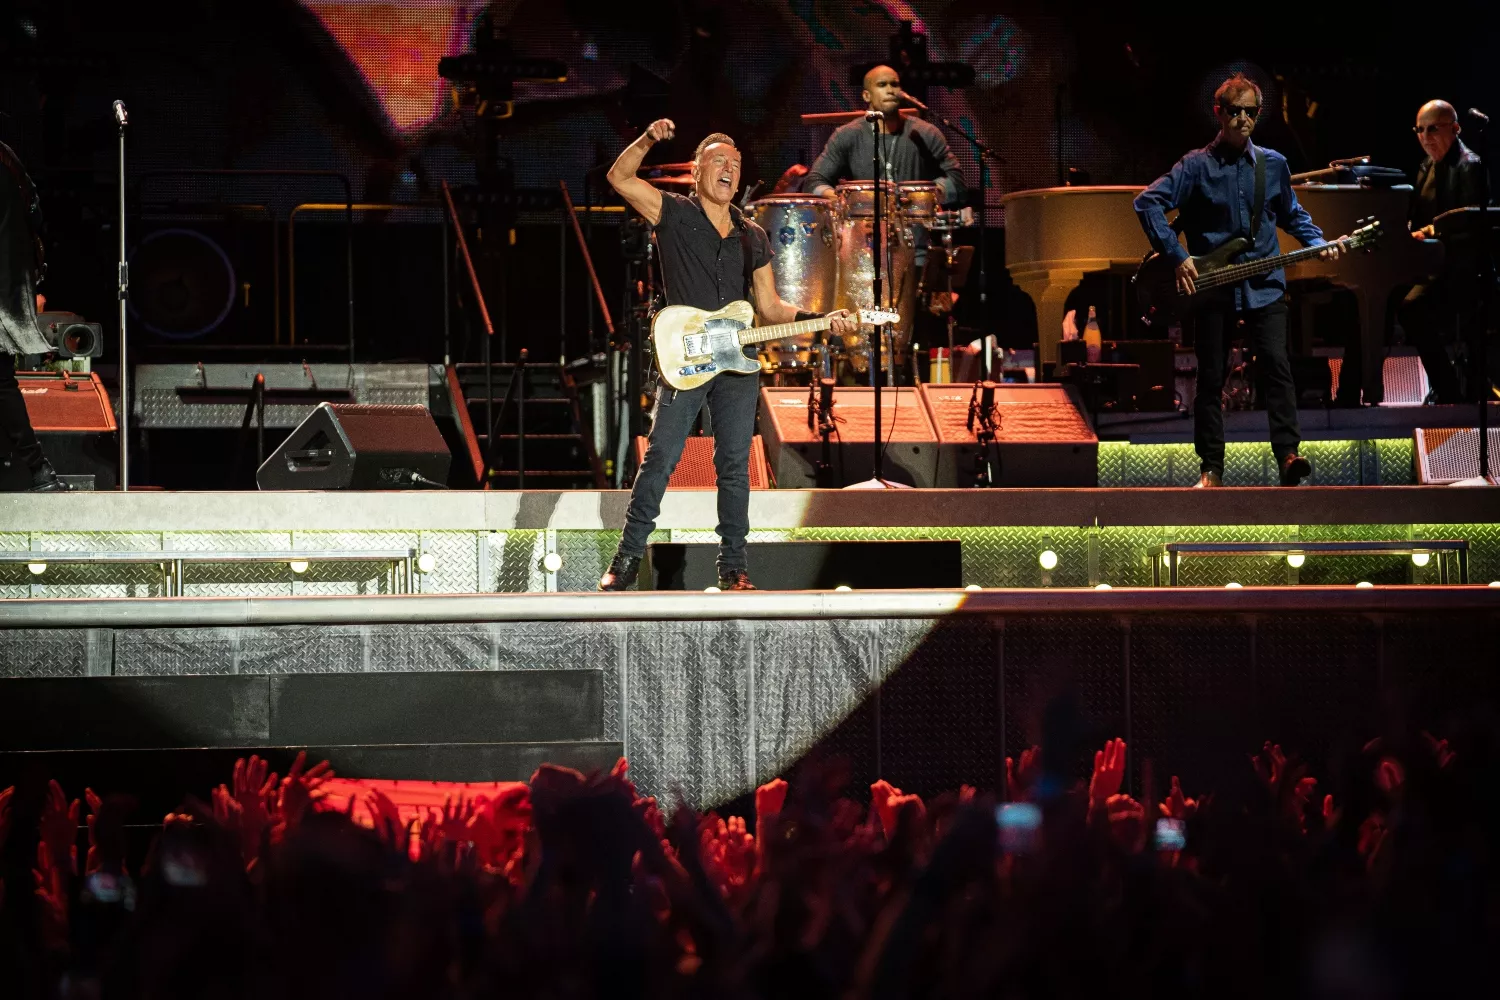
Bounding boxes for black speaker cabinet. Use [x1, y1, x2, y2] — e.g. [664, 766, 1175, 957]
[256, 403, 450, 490]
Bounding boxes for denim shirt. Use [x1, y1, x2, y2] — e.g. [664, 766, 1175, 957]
[1134, 136, 1326, 311]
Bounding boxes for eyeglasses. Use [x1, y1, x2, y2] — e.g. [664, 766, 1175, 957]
[1412, 123, 1453, 135]
[1219, 104, 1261, 120]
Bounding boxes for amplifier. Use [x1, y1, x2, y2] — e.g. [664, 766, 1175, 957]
[1414, 427, 1500, 485]
[257, 402, 451, 490]
[758, 386, 938, 488]
[6, 372, 118, 490]
[632, 434, 771, 489]
[921, 383, 1098, 487]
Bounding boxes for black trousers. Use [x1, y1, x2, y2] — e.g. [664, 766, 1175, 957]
[0, 353, 44, 474]
[1191, 299, 1299, 476]
[1397, 279, 1467, 403]
[620, 369, 759, 574]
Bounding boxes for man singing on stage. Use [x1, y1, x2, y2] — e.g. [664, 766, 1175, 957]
[599, 121, 856, 591]
[805, 65, 966, 206]
[1134, 73, 1340, 488]
[0, 139, 68, 491]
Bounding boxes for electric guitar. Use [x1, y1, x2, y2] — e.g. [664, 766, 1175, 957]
[651, 301, 901, 390]
[1133, 218, 1382, 321]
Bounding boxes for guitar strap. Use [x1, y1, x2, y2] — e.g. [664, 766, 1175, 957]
[1251, 147, 1266, 239]
[732, 204, 758, 298]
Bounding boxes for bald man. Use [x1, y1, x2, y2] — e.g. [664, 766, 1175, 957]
[1399, 100, 1487, 402]
[804, 66, 965, 205]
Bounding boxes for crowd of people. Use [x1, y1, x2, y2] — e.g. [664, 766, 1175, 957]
[1, 717, 1496, 999]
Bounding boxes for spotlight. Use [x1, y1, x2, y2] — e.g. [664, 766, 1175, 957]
[1225, 582, 1242, 589]
[542, 552, 563, 573]
[1095, 583, 1112, 590]
[1356, 581, 1374, 589]
[964, 584, 982, 591]
[416, 552, 437, 574]
[1410, 552, 1430, 567]
[26, 561, 47, 576]
[704, 586, 721, 593]
[1038, 550, 1058, 570]
[1286, 554, 1305, 568]
[288, 559, 309, 574]
[835, 585, 852, 592]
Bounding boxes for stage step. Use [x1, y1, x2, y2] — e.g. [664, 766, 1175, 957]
[448, 362, 605, 488]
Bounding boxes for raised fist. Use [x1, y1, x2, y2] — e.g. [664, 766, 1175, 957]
[645, 119, 676, 144]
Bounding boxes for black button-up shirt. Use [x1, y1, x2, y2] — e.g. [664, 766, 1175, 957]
[654, 191, 773, 312]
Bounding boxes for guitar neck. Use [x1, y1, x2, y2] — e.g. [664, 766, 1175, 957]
[736, 317, 832, 346]
[1196, 242, 1335, 290]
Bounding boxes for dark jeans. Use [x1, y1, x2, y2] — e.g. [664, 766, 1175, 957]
[1192, 299, 1299, 476]
[1397, 279, 1465, 403]
[620, 368, 759, 573]
[0, 353, 44, 473]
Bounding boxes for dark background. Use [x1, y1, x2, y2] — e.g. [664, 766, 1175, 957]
[2, 0, 1494, 363]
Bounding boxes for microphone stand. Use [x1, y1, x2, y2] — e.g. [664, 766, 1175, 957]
[901, 94, 1003, 377]
[809, 375, 837, 487]
[1471, 108, 1493, 481]
[869, 109, 886, 484]
[113, 100, 130, 491]
[966, 379, 1000, 486]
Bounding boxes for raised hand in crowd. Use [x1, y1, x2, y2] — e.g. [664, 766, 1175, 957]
[1089, 737, 1127, 812]
[1006, 745, 1042, 801]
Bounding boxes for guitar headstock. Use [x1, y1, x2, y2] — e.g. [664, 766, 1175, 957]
[1344, 217, 1384, 251]
[856, 309, 902, 326]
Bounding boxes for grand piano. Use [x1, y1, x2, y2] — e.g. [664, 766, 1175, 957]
[1001, 184, 1443, 404]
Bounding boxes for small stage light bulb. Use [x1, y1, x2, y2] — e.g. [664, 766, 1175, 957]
[416, 552, 437, 574]
[1286, 554, 1305, 568]
[26, 561, 46, 576]
[1356, 581, 1374, 589]
[1490, 580, 1500, 588]
[1095, 583, 1112, 590]
[704, 586, 721, 593]
[288, 559, 309, 574]
[835, 584, 852, 592]
[964, 584, 982, 591]
[1225, 581, 1243, 589]
[542, 552, 563, 573]
[1038, 549, 1058, 570]
[1410, 552, 1430, 567]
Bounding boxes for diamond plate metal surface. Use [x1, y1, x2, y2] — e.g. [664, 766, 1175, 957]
[1097, 527, 1165, 588]
[366, 624, 493, 671]
[1256, 615, 1380, 772]
[796, 525, 1092, 589]
[488, 531, 543, 593]
[1296, 524, 1420, 586]
[623, 620, 752, 810]
[1128, 616, 1255, 797]
[878, 618, 1000, 794]
[134, 363, 430, 429]
[1414, 522, 1500, 583]
[114, 628, 240, 676]
[237, 625, 368, 674]
[1002, 616, 1126, 775]
[414, 531, 479, 595]
[1300, 440, 1362, 486]
[1374, 438, 1415, 485]
[753, 617, 880, 787]
[1163, 524, 1298, 587]
[293, 531, 419, 595]
[172, 532, 296, 596]
[0, 629, 102, 677]
[25, 532, 168, 598]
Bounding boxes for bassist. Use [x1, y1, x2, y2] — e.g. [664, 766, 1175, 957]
[1134, 74, 1340, 487]
[599, 120, 856, 591]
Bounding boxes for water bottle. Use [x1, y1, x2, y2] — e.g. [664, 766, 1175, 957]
[1084, 305, 1102, 363]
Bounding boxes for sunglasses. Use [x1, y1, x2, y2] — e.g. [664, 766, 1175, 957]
[1219, 103, 1261, 120]
[1412, 123, 1453, 135]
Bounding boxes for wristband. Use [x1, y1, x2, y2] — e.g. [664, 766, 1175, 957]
[794, 310, 825, 322]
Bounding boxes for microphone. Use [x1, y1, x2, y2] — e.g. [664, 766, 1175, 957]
[864, 109, 884, 121]
[899, 93, 930, 112]
[112, 100, 128, 126]
[1468, 107, 1490, 125]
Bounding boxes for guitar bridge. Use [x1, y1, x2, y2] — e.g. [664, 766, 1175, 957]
[677, 362, 717, 376]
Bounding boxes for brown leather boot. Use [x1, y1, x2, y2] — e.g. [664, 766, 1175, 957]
[1278, 453, 1312, 486]
[1194, 470, 1223, 488]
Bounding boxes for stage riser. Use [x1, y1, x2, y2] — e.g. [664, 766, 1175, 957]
[3, 613, 1494, 807]
[2, 522, 1497, 598]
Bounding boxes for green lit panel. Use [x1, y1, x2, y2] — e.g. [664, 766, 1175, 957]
[1375, 439, 1416, 485]
[792, 525, 1092, 589]
[1414, 522, 1500, 583]
[1163, 524, 1299, 587]
[1096, 526, 1167, 587]
[1097, 438, 1414, 486]
[1300, 440, 1363, 485]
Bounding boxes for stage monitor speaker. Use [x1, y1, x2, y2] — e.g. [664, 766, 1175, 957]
[643, 540, 962, 590]
[759, 386, 938, 488]
[921, 383, 1098, 488]
[3, 372, 119, 490]
[1414, 427, 1500, 485]
[632, 434, 771, 489]
[256, 403, 450, 490]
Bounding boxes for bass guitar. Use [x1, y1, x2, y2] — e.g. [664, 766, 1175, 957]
[651, 300, 900, 391]
[1133, 218, 1382, 321]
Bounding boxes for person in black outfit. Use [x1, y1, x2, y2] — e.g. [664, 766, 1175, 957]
[1399, 100, 1489, 403]
[0, 139, 68, 491]
[599, 122, 857, 591]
